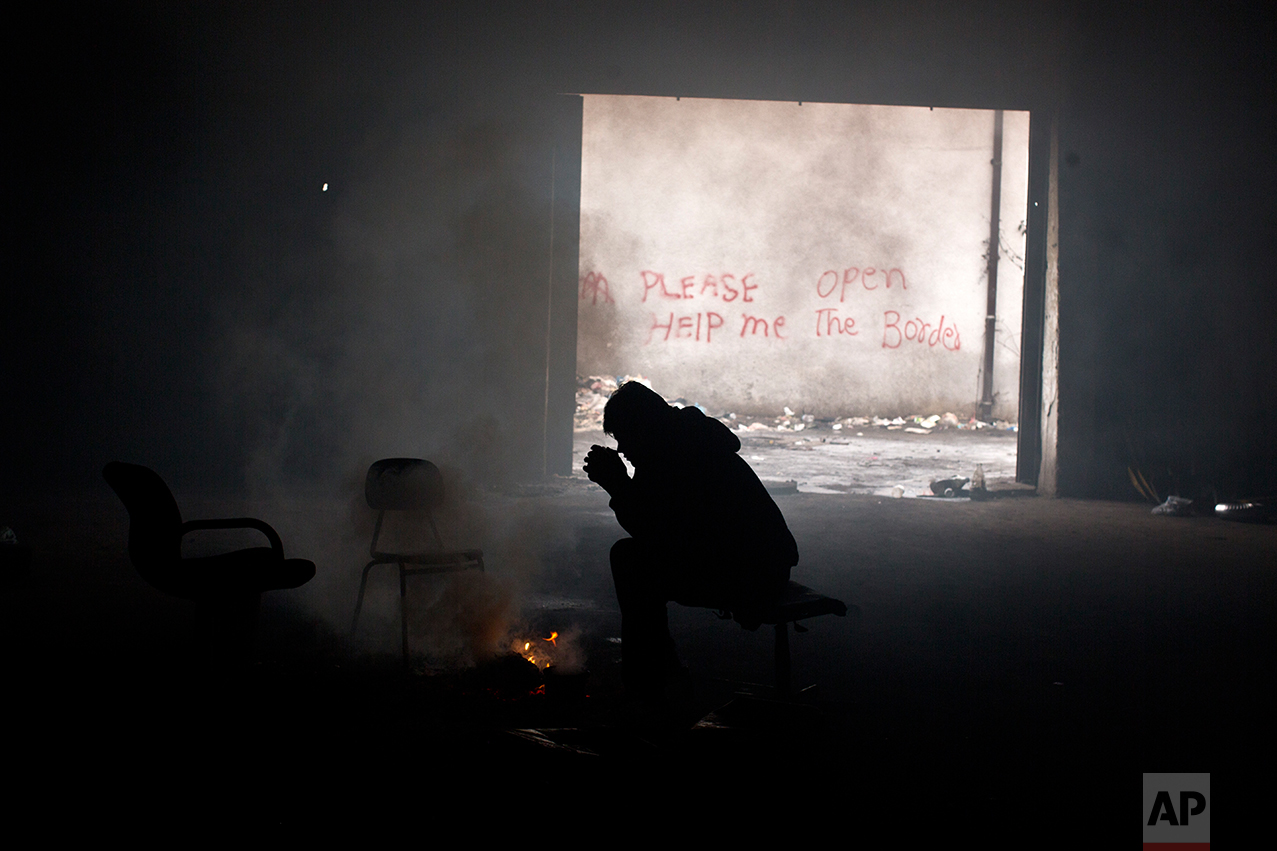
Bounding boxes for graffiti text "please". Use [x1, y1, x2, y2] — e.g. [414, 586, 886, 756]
[642, 271, 757, 303]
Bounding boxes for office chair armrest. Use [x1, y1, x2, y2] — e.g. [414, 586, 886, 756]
[181, 518, 285, 557]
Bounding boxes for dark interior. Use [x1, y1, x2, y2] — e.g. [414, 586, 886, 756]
[4, 1, 1271, 833]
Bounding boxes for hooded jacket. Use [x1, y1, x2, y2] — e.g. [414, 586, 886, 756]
[608, 406, 798, 602]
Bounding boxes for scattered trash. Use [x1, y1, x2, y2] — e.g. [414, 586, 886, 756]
[574, 375, 620, 431]
[968, 464, 990, 500]
[890, 486, 904, 498]
[1152, 495, 1195, 517]
[1214, 500, 1275, 523]
[929, 477, 970, 497]
[572, 376, 1020, 436]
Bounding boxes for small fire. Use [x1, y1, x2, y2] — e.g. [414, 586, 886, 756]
[515, 632, 558, 668]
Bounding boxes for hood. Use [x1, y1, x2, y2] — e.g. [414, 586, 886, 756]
[673, 405, 741, 455]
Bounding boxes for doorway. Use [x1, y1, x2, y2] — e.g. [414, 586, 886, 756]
[572, 95, 1030, 494]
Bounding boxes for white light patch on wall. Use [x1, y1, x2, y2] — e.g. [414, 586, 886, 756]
[577, 95, 1029, 419]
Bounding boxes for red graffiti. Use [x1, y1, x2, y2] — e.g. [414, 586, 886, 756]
[816, 267, 907, 301]
[579, 271, 614, 305]
[882, 311, 960, 350]
[647, 311, 725, 344]
[815, 308, 858, 337]
[641, 271, 757, 303]
[740, 314, 787, 339]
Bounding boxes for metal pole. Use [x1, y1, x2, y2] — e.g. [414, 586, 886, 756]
[542, 143, 557, 478]
[980, 110, 1005, 422]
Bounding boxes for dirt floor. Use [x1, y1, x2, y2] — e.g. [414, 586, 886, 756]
[2, 454, 1272, 834]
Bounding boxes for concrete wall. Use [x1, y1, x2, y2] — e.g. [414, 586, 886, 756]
[577, 96, 1028, 419]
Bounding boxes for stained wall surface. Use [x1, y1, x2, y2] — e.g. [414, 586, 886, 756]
[577, 95, 1028, 419]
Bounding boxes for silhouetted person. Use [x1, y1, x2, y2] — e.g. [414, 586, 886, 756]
[584, 381, 798, 698]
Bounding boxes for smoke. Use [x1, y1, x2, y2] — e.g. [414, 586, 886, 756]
[333, 480, 583, 668]
[406, 570, 515, 668]
[213, 109, 553, 498]
[200, 64, 567, 648]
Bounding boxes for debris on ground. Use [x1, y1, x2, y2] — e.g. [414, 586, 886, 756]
[967, 464, 990, 500]
[1214, 500, 1276, 523]
[573, 375, 1020, 436]
[929, 477, 971, 497]
[1152, 495, 1196, 517]
[574, 375, 617, 431]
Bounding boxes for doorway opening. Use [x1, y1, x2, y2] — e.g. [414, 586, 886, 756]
[573, 95, 1030, 495]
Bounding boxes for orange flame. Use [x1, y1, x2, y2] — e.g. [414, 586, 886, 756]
[515, 632, 559, 669]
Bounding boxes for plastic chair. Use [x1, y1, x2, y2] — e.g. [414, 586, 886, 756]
[350, 459, 484, 663]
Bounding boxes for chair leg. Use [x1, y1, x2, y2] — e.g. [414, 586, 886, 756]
[399, 563, 410, 668]
[774, 621, 791, 697]
[351, 560, 381, 633]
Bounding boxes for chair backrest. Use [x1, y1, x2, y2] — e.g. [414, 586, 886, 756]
[102, 462, 183, 589]
[365, 458, 445, 511]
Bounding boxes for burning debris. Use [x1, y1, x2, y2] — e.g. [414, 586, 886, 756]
[515, 631, 559, 669]
[511, 626, 586, 675]
[435, 627, 590, 704]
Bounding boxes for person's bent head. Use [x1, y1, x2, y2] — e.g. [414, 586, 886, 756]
[603, 381, 674, 466]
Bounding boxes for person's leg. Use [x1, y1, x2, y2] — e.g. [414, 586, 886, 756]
[610, 538, 679, 696]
